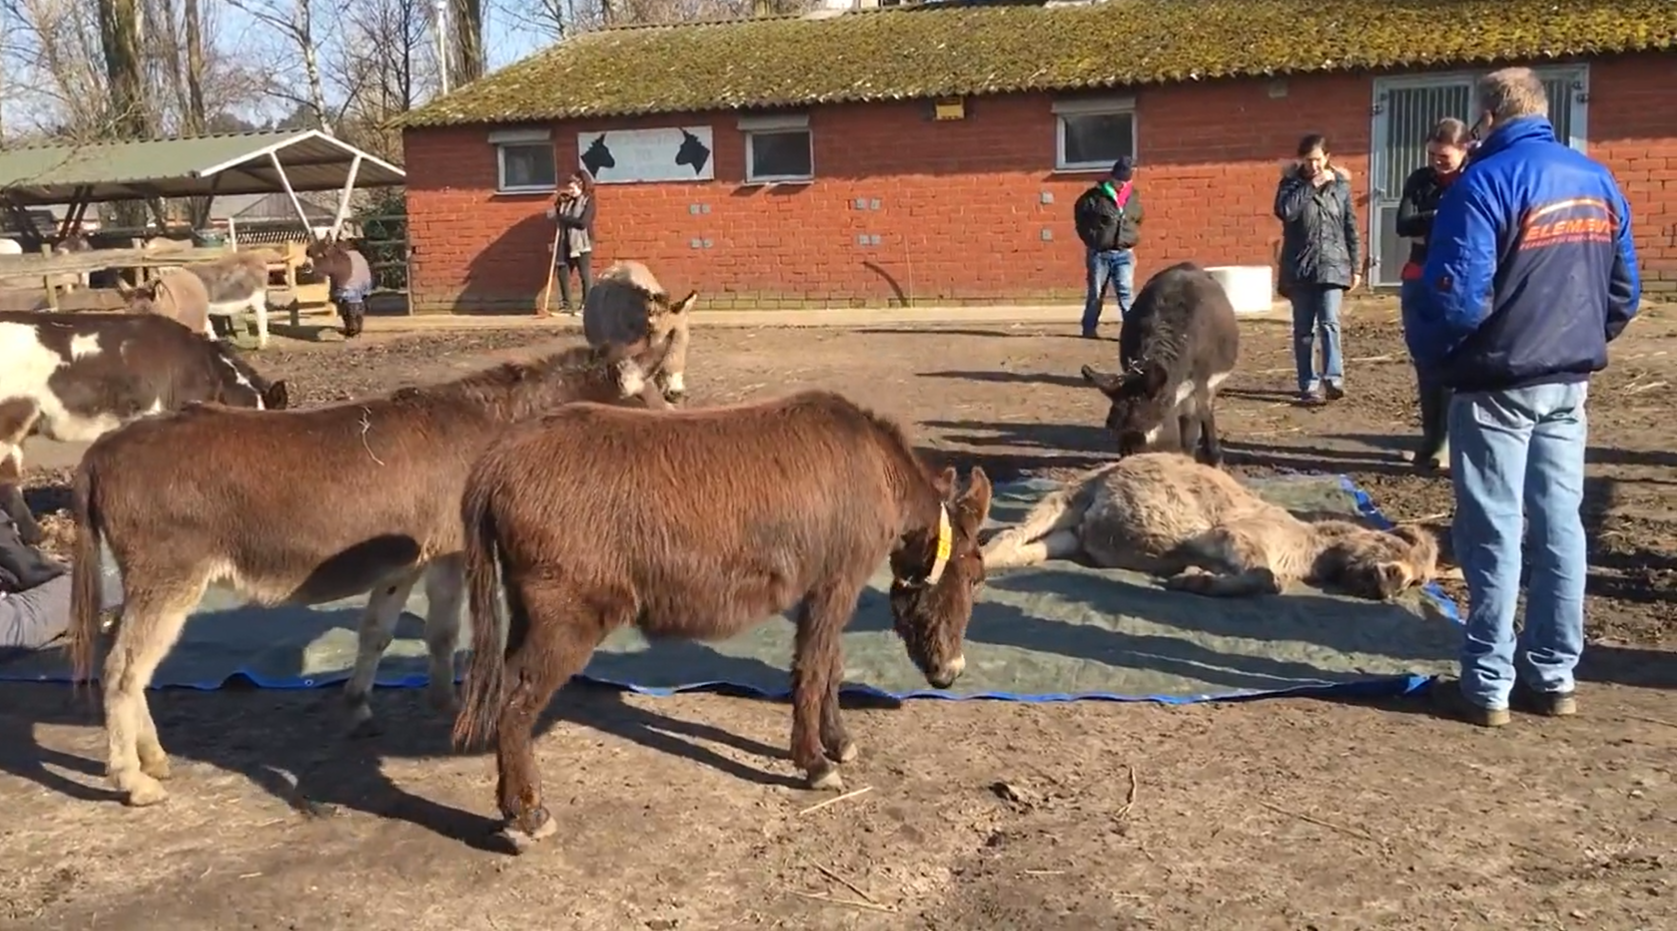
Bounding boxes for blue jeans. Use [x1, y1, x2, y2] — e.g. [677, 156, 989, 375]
[1449, 382, 1590, 709]
[1289, 285, 1344, 394]
[1082, 248, 1135, 331]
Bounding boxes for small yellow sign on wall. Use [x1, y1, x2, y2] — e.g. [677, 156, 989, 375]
[934, 98, 966, 121]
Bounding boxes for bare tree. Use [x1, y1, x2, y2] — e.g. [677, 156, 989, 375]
[225, 0, 338, 134]
[336, 0, 439, 158]
[450, 0, 483, 83]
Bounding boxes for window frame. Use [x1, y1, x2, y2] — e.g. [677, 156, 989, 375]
[1052, 96, 1138, 173]
[489, 128, 558, 195]
[739, 113, 814, 184]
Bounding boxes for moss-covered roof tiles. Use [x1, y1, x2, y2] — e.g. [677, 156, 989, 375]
[399, 0, 1677, 128]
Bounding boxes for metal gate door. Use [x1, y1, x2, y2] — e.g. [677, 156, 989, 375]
[1369, 79, 1472, 287]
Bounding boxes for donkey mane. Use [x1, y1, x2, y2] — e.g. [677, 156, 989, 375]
[392, 343, 619, 421]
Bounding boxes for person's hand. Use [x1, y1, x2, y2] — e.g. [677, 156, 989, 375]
[1333, 165, 1351, 183]
[1350, 273, 1363, 291]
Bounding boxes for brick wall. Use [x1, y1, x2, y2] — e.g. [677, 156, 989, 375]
[403, 51, 1675, 313]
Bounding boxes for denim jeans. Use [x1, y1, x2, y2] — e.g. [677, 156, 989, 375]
[1400, 278, 1452, 460]
[0, 573, 71, 654]
[1289, 284, 1344, 394]
[1082, 248, 1135, 332]
[1448, 382, 1590, 709]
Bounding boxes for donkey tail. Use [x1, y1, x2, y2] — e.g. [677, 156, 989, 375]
[452, 477, 507, 751]
[67, 459, 106, 688]
[980, 464, 1112, 569]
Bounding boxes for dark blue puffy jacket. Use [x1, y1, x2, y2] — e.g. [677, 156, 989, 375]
[1406, 116, 1641, 392]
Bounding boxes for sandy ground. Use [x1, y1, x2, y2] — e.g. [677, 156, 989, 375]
[3, 298, 1675, 930]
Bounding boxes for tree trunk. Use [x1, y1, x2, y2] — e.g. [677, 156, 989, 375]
[183, 0, 211, 226]
[97, 0, 153, 230]
[450, 0, 484, 84]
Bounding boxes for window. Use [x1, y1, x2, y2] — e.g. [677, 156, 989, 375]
[489, 128, 557, 194]
[740, 113, 813, 183]
[1053, 97, 1136, 172]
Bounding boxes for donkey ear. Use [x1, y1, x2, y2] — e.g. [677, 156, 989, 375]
[669, 290, 698, 315]
[1140, 359, 1170, 394]
[958, 466, 994, 532]
[932, 465, 957, 500]
[1080, 364, 1124, 396]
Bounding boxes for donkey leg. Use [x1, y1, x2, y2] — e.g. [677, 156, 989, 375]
[343, 570, 422, 737]
[421, 555, 466, 716]
[104, 579, 206, 806]
[493, 581, 613, 853]
[793, 581, 864, 791]
[1197, 395, 1225, 468]
[249, 291, 270, 349]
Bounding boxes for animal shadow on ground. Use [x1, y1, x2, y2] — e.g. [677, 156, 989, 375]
[850, 326, 1045, 340]
[919, 369, 1090, 389]
[1220, 387, 1306, 403]
[0, 624, 865, 850]
[920, 419, 1111, 481]
[1223, 438, 1419, 478]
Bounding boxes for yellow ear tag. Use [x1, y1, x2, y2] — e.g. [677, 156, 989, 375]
[927, 505, 954, 584]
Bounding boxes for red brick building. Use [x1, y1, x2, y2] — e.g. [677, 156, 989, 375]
[398, 0, 1676, 313]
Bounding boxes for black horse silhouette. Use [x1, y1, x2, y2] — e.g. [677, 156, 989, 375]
[581, 134, 616, 178]
[675, 129, 712, 176]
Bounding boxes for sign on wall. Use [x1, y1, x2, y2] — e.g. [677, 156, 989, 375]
[576, 126, 715, 184]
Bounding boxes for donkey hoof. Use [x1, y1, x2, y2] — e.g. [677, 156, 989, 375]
[139, 756, 173, 781]
[499, 810, 558, 855]
[805, 764, 845, 792]
[123, 776, 169, 808]
[825, 740, 859, 764]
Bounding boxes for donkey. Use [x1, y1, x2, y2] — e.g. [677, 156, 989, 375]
[0, 311, 286, 545]
[582, 260, 697, 408]
[306, 236, 374, 338]
[981, 452, 1439, 600]
[452, 390, 994, 852]
[65, 342, 669, 809]
[183, 250, 273, 349]
[1080, 262, 1240, 466]
[116, 268, 214, 338]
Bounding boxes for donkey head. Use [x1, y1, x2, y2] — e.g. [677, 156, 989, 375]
[888, 465, 994, 689]
[210, 344, 290, 411]
[1082, 360, 1175, 457]
[114, 277, 162, 314]
[1335, 523, 1441, 602]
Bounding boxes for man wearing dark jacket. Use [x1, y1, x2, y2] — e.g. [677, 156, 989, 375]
[1409, 67, 1641, 727]
[0, 509, 71, 656]
[1074, 157, 1144, 339]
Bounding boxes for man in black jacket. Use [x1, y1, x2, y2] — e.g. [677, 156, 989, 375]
[1073, 157, 1144, 339]
[0, 510, 71, 656]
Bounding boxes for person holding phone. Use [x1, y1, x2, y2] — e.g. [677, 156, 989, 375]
[544, 170, 597, 314]
[1274, 133, 1362, 405]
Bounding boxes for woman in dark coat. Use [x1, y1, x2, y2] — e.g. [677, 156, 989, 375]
[1395, 118, 1473, 472]
[545, 169, 597, 314]
[1274, 133, 1362, 405]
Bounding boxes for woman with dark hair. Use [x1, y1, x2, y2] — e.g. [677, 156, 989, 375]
[1274, 132, 1361, 405]
[545, 169, 597, 314]
[1396, 117, 1473, 472]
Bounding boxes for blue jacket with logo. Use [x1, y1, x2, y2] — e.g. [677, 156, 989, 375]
[1406, 116, 1641, 392]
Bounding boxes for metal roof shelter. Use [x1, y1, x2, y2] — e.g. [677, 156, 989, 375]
[0, 130, 405, 246]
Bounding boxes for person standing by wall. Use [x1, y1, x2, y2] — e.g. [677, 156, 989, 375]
[1395, 118, 1474, 471]
[1274, 134, 1361, 405]
[1408, 67, 1641, 727]
[545, 170, 597, 315]
[1073, 157, 1144, 339]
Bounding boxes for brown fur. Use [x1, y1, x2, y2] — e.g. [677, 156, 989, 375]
[117, 269, 213, 338]
[65, 343, 647, 809]
[981, 452, 1438, 600]
[450, 390, 993, 850]
[581, 260, 697, 408]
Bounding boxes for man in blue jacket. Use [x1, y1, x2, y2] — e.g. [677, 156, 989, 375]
[1408, 67, 1641, 727]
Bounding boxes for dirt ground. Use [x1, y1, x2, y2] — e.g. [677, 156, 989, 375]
[4, 299, 1675, 931]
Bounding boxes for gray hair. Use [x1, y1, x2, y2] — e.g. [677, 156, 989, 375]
[1477, 67, 1549, 123]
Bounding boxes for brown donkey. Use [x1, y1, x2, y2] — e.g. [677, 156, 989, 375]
[452, 390, 994, 852]
[66, 343, 657, 809]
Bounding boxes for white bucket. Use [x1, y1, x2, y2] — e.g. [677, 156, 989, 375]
[1204, 265, 1276, 315]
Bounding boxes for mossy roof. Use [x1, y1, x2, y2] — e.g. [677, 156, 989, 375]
[399, 0, 1677, 128]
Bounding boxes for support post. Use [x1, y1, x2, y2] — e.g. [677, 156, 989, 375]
[330, 154, 363, 242]
[269, 150, 315, 243]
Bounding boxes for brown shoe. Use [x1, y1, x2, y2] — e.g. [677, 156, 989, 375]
[1512, 684, 1577, 717]
[1429, 679, 1511, 727]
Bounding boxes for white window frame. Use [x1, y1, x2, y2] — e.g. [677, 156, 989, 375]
[1052, 96, 1137, 173]
[739, 113, 814, 184]
[489, 128, 558, 194]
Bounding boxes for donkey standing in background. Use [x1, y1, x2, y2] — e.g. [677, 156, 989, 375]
[67, 328, 682, 809]
[583, 260, 696, 408]
[116, 268, 214, 338]
[453, 389, 994, 851]
[1079, 262, 1240, 466]
[184, 250, 274, 349]
[307, 236, 374, 338]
